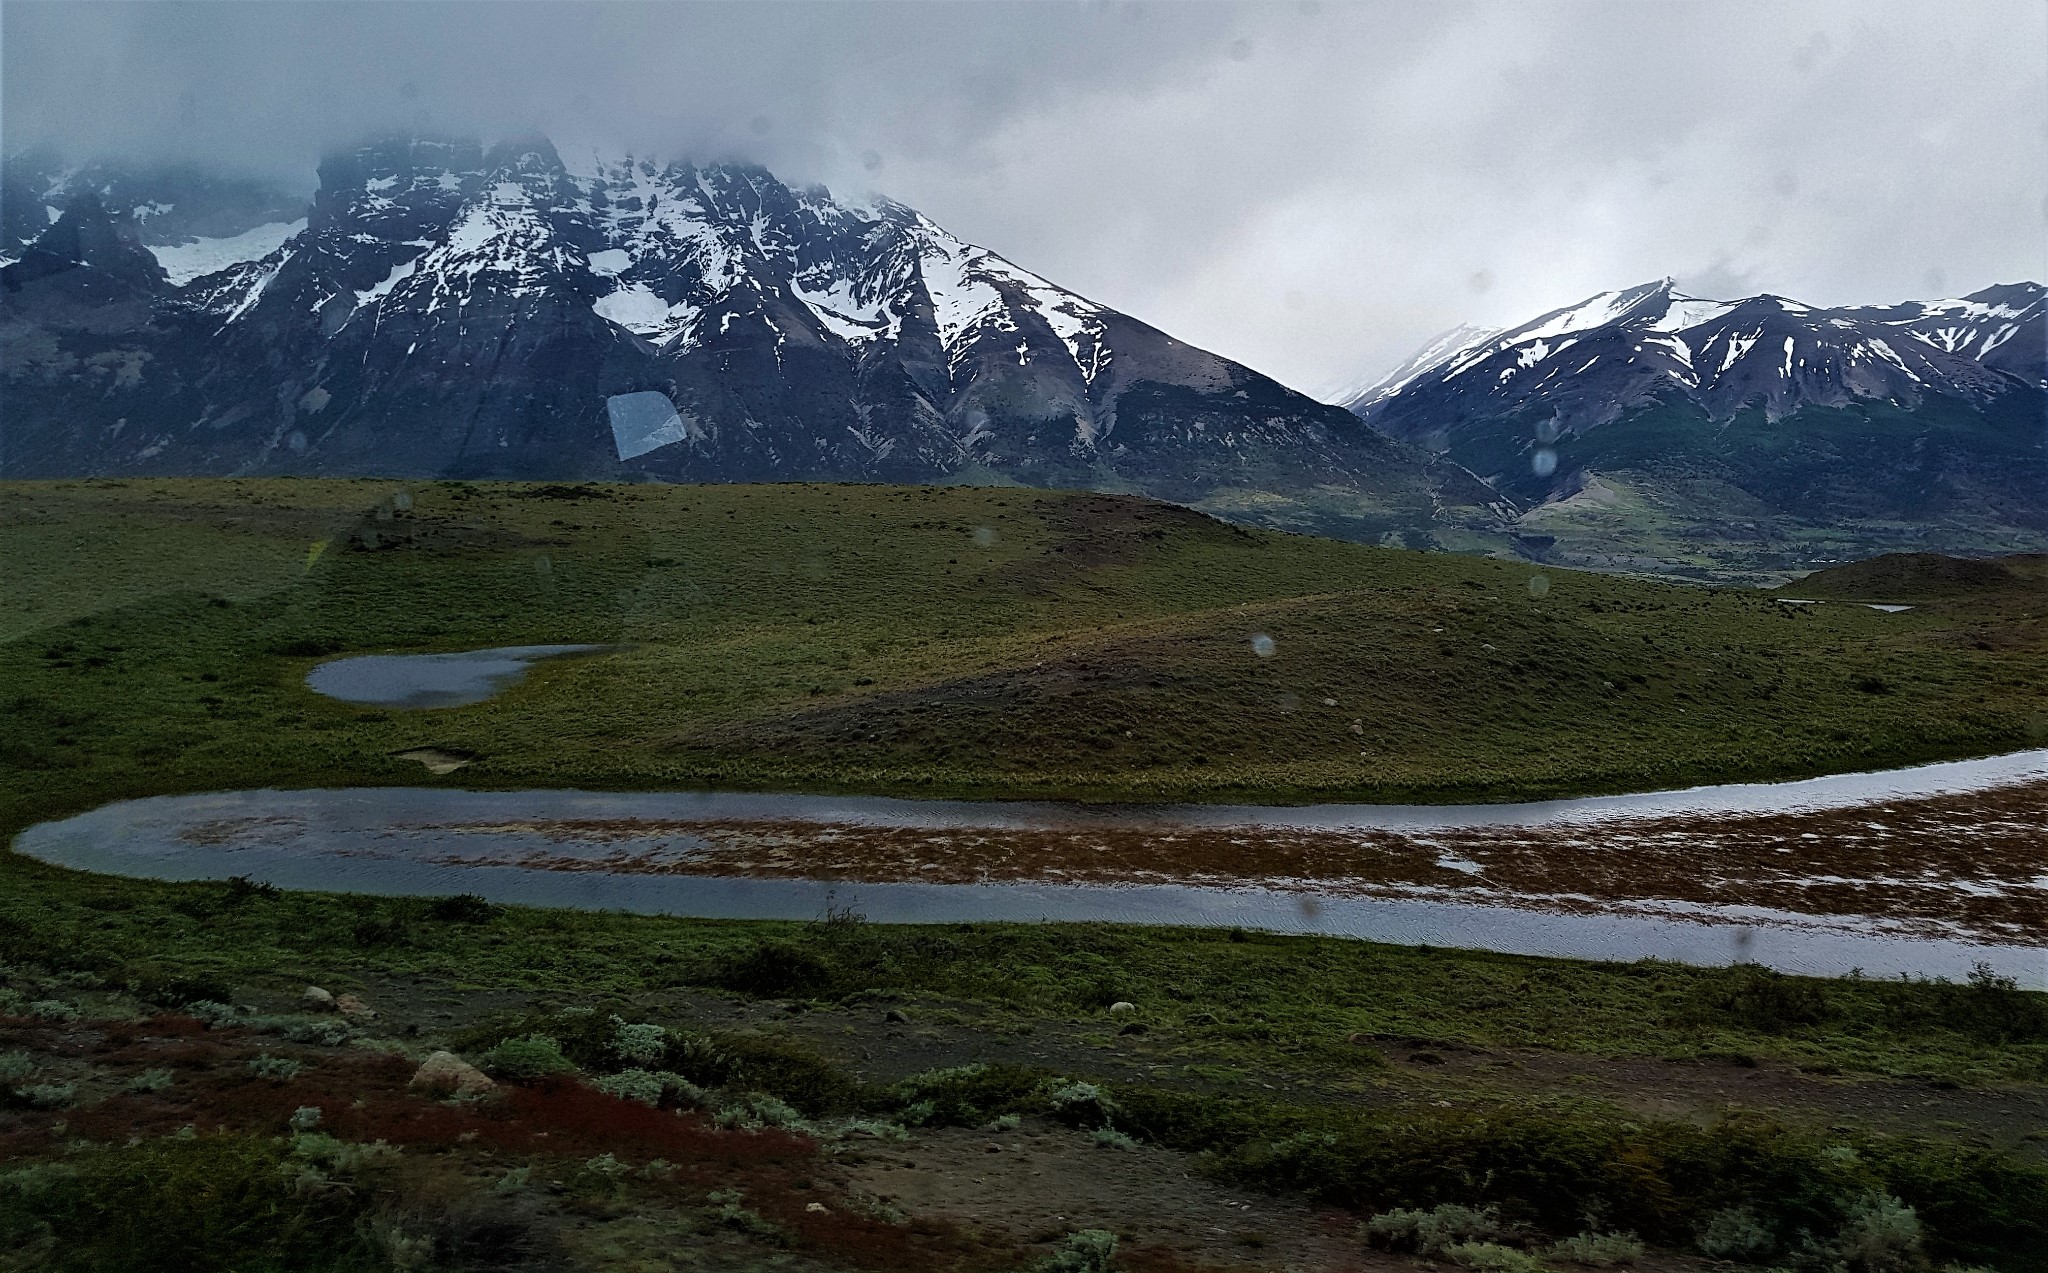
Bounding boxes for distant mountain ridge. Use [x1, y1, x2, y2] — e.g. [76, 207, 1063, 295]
[1341, 277, 2044, 435]
[1335, 278, 2047, 580]
[0, 136, 1495, 550]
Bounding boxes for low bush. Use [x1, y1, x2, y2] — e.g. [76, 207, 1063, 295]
[423, 894, 500, 925]
[1695, 1205, 1776, 1260]
[1443, 1240, 1548, 1273]
[1100, 1086, 2048, 1269]
[1364, 1203, 1507, 1255]
[714, 939, 836, 999]
[0, 1133, 375, 1272]
[1548, 1231, 1644, 1266]
[479, 1035, 577, 1082]
[1040, 1229, 1119, 1273]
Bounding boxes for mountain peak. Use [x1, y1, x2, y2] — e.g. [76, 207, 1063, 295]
[4, 136, 1485, 558]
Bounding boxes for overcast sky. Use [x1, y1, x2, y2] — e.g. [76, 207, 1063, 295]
[5, 0, 2043, 396]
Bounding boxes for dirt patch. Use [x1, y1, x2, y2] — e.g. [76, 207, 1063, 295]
[841, 1118, 1371, 1270]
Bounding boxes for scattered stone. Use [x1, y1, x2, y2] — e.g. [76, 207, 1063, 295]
[395, 748, 472, 775]
[1107, 1001, 1137, 1015]
[883, 1008, 909, 1024]
[984, 1142, 1003, 1153]
[335, 994, 375, 1019]
[805, 1202, 829, 1214]
[1118, 1022, 1150, 1036]
[301, 987, 337, 1012]
[409, 1051, 494, 1099]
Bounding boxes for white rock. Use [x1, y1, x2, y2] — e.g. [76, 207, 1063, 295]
[409, 1051, 494, 1098]
[1107, 1001, 1138, 1015]
[301, 987, 337, 1011]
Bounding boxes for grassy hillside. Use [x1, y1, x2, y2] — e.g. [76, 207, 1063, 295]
[1499, 398, 2048, 584]
[4, 477, 2046, 842]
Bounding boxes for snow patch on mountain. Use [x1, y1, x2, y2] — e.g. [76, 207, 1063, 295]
[593, 283, 700, 344]
[149, 219, 306, 287]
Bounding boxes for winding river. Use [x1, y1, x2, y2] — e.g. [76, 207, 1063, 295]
[14, 750, 2048, 987]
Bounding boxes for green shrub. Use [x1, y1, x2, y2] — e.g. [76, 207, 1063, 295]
[479, 1035, 577, 1082]
[1686, 965, 1832, 1033]
[1443, 1241, 1548, 1273]
[246, 1053, 301, 1082]
[0, 1050, 36, 1085]
[711, 1092, 811, 1132]
[423, 894, 499, 924]
[0, 1133, 372, 1272]
[126, 1069, 173, 1094]
[1364, 1203, 1507, 1255]
[1696, 1205, 1775, 1260]
[1834, 1192, 1924, 1273]
[711, 1035, 861, 1117]
[886, 1062, 1047, 1128]
[1548, 1231, 1644, 1266]
[1040, 1229, 1119, 1273]
[590, 1069, 702, 1108]
[610, 1017, 668, 1065]
[716, 939, 836, 999]
[27, 999, 79, 1023]
[16, 1083, 75, 1110]
[1044, 1079, 1120, 1126]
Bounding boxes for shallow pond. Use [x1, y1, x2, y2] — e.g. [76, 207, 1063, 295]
[15, 750, 2047, 986]
[304, 644, 613, 708]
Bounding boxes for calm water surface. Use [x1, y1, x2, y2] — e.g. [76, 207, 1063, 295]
[15, 750, 2047, 986]
[305, 644, 614, 708]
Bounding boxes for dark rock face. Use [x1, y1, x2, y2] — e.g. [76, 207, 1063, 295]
[1337, 279, 2048, 557]
[0, 136, 1487, 547]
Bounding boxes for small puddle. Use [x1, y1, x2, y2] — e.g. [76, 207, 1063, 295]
[305, 645, 614, 709]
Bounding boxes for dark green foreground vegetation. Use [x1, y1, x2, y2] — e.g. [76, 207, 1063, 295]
[1, 880, 2045, 1271]
[3, 479, 2045, 1270]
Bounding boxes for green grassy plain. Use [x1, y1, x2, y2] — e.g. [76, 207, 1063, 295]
[3, 478, 2047, 1271]
[4, 477, 2044, 841]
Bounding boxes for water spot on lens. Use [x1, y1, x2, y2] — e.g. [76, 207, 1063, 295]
[974, 526, 996, 548]
[534, 555, 553, 577]
[1250, 633, 1276, 659]
[392, 490, 413, 512]
[1532, 448, 1558, 477]
[1277, 691, 1300, 714]
[1297, 894, 1322, 919]
[1535, 417, 1562, 444]
[1527, 574, 1550, 598]
[286, 430, 308, 454]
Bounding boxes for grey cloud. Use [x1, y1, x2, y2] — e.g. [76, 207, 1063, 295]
[5, 0, 2042, 397]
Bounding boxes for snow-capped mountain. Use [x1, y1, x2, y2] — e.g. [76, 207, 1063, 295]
[1, 135, 1491, 548]
[1334, 278, 2047, 577]
[1344, 278, 2044, 441]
